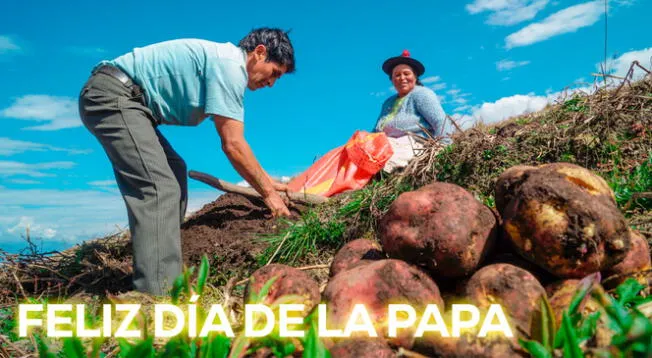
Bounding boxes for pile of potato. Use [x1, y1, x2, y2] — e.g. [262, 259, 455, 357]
[243, 162, 648, 357]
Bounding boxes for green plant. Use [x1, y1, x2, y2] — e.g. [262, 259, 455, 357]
[520, 276, 652, 357]
[257, 210, 345, 265]
[607, 154, 652, 211]
[562, 97, 588, 113]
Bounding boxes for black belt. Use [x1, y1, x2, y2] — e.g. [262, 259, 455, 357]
[93, 65, 149, 105]
[93, 65, 136, 86]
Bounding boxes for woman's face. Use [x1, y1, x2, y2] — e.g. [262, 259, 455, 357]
[392, 64, 417, 97]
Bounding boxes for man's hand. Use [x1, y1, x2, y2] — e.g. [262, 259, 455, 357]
[263, 192, 292, 218]
[213, 115, 292, 217]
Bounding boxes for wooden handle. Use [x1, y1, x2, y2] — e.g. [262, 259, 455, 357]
[188, 170, 328, 205]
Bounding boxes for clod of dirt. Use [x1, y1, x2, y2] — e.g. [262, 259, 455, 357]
[181, 193, 296, 276]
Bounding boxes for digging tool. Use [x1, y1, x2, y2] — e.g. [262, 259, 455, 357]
[188, 170, 328, 205]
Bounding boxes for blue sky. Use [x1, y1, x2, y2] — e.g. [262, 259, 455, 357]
[1, 0, 650, 252]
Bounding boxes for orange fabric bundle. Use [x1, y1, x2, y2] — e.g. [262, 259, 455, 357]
[288, 131, 394, 197]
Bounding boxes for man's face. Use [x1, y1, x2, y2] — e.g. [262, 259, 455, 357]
[247, 45, 288, 91]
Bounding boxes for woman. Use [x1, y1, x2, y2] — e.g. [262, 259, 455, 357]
[374, 50, 451, 172]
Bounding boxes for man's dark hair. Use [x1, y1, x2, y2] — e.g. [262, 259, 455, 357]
[239, 28, 295, 73]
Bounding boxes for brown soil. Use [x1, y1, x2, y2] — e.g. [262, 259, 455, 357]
[180, 193, 299, 277]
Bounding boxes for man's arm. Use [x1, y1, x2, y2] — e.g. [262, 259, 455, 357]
[213, 115, 290, 217]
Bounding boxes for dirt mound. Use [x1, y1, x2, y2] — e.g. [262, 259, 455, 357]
[180, 193, 297, 280]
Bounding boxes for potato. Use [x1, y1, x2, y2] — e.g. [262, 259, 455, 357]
[498, 163, 631, 278]
[603, 230, 651, 281]
[465, 263, 546, 336]
[330, 238, 385, 277]
[379, 182, 496, 278]
[329, 339, 396, 358]
[323, 259, 443, 349]
[245, 264, 320, 316]
[545, 279, 581, 327]
[495, 165, 536, 214]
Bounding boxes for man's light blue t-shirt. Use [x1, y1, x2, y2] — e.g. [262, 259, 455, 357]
[106, 39, 248, 126]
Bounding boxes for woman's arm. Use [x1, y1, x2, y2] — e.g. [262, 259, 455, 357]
[413, 87, 451, 139]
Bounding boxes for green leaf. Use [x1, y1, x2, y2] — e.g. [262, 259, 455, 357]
[62, 337, 86, 358]
[560, 312, 584, 358]
[568, 272, 600, 324]
[170, 274, 185, 305]
[117, 338, 132, 357]
[183, 267, 196, 297]
[518, 339, 552, 358]
[577, 311, 600, 342]
[530, 294, 557, 351]
[125, 337, 155, 358]
[158, 337, 190, 358]
[201, 334, 230, 358]
[90, 338, 105, 358]
[248, 276, 278, 304]
[615, 278, 645, 307]
[196, 254, 210, 295]
[303, 311, 331, 358]
[34, 334, 56, 358]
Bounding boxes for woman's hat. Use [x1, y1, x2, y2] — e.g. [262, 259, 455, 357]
[382, 50, 425, 77]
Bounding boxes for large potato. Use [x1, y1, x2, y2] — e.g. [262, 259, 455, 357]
[379, 182, 496, 278]
[498, 163, 631, 278]
[495, 165, 537, 214]
[245, 264, 320, 316]
[465, 263, 546, 336]
[330, 238, 385, 277]
[323, 259, 443, 349]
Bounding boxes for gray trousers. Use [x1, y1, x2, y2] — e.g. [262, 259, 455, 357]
[79, 72, 186, 295]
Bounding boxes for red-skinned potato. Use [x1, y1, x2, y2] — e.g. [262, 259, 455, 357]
[244, 264, 320, 317]
[323, 259, 443, 349]
[379, 182, 496, 278]
[330, 238, 385, 277]
[465, 263, 546, 336]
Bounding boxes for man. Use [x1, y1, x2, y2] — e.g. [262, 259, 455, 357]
[79, 28, 294, 295]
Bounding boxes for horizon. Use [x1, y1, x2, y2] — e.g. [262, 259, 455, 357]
[1, 0, 651, 253]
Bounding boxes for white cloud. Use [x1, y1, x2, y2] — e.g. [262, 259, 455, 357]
[0, 161, 76, 177]
[0, 189, 126, 243]
[0, 137, 90, 156]
[604, 47, 652, 81]
[88, 180, 117, 187]
[496, 59, 531, 71]
[1, 95, 81, 131]
[0, 35, 20, 54]
[454, 105, 472, 112]
[466, 0, 550, 26]
[7, 179, 41, 185]
[505, 1, 604, 48]
[421, 76, 441, 84]
[429, 83, 447, 91]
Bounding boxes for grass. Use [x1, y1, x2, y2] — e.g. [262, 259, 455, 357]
[607, 153, 652, 212]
